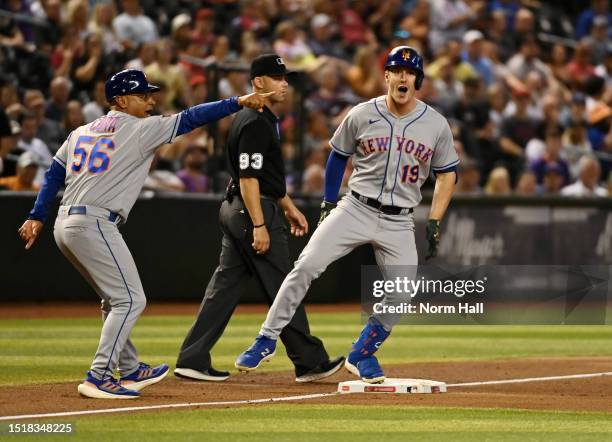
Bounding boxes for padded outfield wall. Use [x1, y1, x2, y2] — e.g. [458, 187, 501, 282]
[1, 192, 611, 301]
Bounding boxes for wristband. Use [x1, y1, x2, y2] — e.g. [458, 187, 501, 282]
[253, 223, 265, 228]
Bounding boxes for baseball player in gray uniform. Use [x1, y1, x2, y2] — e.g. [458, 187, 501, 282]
[236, 46, 459, 383]
[18, 69, 271, 399]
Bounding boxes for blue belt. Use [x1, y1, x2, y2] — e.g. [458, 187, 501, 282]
[68, 206, 120, 222]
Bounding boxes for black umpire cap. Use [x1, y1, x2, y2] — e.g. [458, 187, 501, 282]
[250, 54, 294, 79]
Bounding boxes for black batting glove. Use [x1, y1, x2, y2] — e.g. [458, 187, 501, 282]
[318, 201, 337, 227]
[425, 219, 440, 260]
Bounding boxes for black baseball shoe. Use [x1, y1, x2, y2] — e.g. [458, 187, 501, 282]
[295, 356, 346, 383]
[174, 366, 230, 382]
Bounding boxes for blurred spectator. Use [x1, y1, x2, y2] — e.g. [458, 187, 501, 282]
[192, 8, 215, 50]
[82, 80, 109, 123]
[113, 0, 158, 50]
[23, 89, 63, 153]
[540, 163, 565, 195]
[432, 57, 464, 113]
[566, 40, 596, 88]
[70, 32, 106, 97]
[304, 112, 330, 154]
[338, 0, 374, 49]
[575, 0, 612, 39]
[204, 35, 235, 65]
[176, 145, 211, 193]
[144, 155, 185, 193]
[17, 112, 52, 186]
[499, 89, 541, 183]
[89, 1, 123, 56]
[345, 45, 385, 99]
[427, 39, 477, 83]
[485, 9, 514, 62]
[170, 13, 192, 51]
[462, 30, 494, 86]
[456, 158, 482, 195]
[274, 20, 319, 73]
[45, 76, 71, 122]
[32, 0, 63, 51]
[561, 155, 608, 196]
[219, 70, 250, 100]
[506, 35, 552, 82]
[515, 170, 537, 196]
[529, 129, 571, 187]
[145, 39, 192, 109]
[561, 119, 592, 179]
[429, 0, 479, 53]
[594, 49, 612, 86]
[302, 163, 324, 195]
[61, 100, 84, 138]
[0, 151, 39, 191]
[584, 15, 610, 64]
[560, 92, 588, 127]
[484, 166, 511, 195]
[66, 0, 89, 40]
[190, 76, 207, 105]
[308, 13, 345, 59]
[583, 74, 606, 112]
[399, 0, 430, 47]
[125, 41, 156, 71]
[548, 43, 570, 85]
[306, 63, 358, 127]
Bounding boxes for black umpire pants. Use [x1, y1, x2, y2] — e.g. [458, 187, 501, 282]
[176, 196, 330, 376]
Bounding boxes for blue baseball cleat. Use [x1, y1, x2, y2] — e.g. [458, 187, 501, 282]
[345, 355, 386, 384]
[120, 362, 169, 391]
[235, 335, 277, 372]
[78, 371, 140, 399]
[345, 319, 391, 383]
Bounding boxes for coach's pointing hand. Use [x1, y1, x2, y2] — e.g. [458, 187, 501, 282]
[18, 219, 43, 250]
[238, 91, 276, 112]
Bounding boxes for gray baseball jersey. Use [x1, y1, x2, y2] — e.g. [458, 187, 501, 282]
[330, 97, 458, 207]
[54, 110, 181, 221]
[259, 97, 458, 340]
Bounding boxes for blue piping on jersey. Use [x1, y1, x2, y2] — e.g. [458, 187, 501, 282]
[96, 219, 134, 380]
[329, 141, 352, 156]
[432, 158, 460, 170]
[389, 104, 428, 206]
[373, 98, 395, 203]
[165, 113, 180, 144]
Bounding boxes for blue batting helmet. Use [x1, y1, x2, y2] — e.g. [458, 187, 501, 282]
[384, 46, 425, 90]
[105, 69, 160, 101]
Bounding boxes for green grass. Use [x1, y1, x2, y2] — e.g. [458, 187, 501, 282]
[3, 406, 612, 441]
[1, 311, 612, 441]
[1, 312, 612, 386]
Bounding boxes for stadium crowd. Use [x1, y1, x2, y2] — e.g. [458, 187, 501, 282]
[0, 0, 611, 198]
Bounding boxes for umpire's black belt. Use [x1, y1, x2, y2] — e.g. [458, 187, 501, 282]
[351, 191, 413, 215]
[67, 205, 121, 223]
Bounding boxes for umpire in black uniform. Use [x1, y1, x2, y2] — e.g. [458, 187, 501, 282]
[174, 54, 344, 383]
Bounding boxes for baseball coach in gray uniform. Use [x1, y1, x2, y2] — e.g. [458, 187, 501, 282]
[18, 69, 272, 399]
[236, 46, 459, 383]
[174, 54, 344, 384]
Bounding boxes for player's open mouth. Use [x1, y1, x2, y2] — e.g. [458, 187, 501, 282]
[398, 86, 408, 93]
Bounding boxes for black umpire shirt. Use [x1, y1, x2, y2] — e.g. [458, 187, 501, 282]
[226, 106, 286, 199]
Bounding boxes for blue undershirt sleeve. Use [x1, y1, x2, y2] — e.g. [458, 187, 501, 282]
[176, 97, 242, 136]
[323, 150, 349, 203]
[28, 159, 66, 222]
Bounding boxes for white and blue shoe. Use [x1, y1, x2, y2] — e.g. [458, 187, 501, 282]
[345, 355, 386, 384]
[78, 371, 140, 399]
[235, 335, 277, 372]
[120, 362, 169, 391]
[344, 319, 391, 383]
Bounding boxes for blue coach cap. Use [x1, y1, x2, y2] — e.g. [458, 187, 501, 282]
[105, 69, 160, 102]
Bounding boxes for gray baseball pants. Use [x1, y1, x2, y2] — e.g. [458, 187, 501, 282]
[54, 205, 143, 380]
[260, 193, 417, 338]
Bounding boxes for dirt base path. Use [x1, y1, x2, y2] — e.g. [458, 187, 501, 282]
[2, 358, 611, 418]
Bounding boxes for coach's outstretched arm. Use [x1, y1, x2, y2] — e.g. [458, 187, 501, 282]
[176, 92, 274, 136]
[426, 170, 456, 259]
